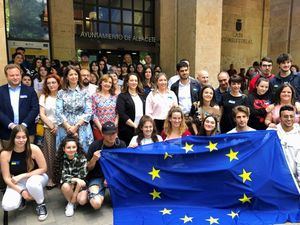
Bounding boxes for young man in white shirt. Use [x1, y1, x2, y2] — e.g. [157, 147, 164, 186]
[170, 61, 201, 115]
[227, 105, 255, 133]
[269, 105, 300, 178]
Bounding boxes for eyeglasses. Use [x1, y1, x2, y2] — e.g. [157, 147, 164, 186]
[262, 64, 272, 67]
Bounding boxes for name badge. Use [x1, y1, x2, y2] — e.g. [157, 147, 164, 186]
[228, 100, 236, 104]
[11, 160, 20, 166]
[20, 95, 28, 98]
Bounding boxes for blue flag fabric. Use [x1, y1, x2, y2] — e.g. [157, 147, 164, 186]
[100, 130, 300, 225]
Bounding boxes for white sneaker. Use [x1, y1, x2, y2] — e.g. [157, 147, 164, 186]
[65, 202, 74, 217]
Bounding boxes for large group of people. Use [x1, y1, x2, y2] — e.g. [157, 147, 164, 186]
[1, 49, 300, 222]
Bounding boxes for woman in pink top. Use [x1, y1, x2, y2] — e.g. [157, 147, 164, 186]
[265, 83, 300, 128]
[91, 74, 118, 140]
[146, 73, 177, 133]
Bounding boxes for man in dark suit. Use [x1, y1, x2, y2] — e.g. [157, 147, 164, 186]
[0, 64, 39, 149]
[171, 61, 201, 115]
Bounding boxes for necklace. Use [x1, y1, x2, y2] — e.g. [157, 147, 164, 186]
[129, 90, 138, 96]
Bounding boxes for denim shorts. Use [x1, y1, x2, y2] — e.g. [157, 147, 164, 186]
[88, 178, 105, 197]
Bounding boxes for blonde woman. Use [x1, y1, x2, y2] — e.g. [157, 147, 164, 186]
[146, 72, 178, 133]
[161, 106, 191, 140]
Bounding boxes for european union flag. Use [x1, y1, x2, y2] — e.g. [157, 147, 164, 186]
[100, 130, 300, 225]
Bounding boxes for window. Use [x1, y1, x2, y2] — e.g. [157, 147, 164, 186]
[5, 0, 50, 40]
[74, 0, 154, 39]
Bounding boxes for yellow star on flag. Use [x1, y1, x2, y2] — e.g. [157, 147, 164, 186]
[149, 189, 161, 200]
[206, 141, 218, 152]
[227, 211, 239, 219]
[159, 208, 172, 215]
[182, 143, 194, 153]
[239, 169, 252, 183]
[180, 215, 193, 223]
[148, 167, 161, 180]
[239, 193, 252, 204]
[164, 152, 173, 160]
[206, 216, 219, 224]
[226, 148, 239, 162]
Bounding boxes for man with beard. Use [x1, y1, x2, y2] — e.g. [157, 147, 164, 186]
[80, 69, 97, 96]
[171, 61, 200, 115]
[270, 53, 300, 100]
[248, 57, 275, 93]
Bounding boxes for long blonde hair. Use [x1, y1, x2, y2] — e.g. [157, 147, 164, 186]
[163, 106, 187, 136]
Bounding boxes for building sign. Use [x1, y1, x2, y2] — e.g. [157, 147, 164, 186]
[79, 32, 157, 43]
[7, 40, 50, 61]
[236, 19, 242, 32]
[222, 18, 253, 44]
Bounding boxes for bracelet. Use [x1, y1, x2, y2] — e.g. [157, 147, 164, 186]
[20, 189, 26, 195]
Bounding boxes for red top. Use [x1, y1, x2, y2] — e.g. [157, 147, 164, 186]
[161, 129, 191, 140]
[248, 73, 275, 93]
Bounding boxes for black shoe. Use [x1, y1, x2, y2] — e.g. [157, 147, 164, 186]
[36, 203, 48, 221]
[18, 197, 26, 210]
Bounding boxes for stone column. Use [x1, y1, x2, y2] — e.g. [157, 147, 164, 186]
[0, 1, 8, 85]
[160, 0, 223, 87]
[268, 0, 292, 62]
[159, 0, 178, 77]
[194, 0, 223, 86]
[221, 0, 270, 73]
[289, 0, 300, 65]
[49, 0, 75, 60]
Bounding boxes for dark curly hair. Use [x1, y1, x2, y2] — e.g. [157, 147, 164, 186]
[53, 136, 86, 185]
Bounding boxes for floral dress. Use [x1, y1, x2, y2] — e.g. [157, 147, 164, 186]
[56, 86, 94, 152]
[91, 93, 117, 125]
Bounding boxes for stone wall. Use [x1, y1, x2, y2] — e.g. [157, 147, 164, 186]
[268, 0, 300, 68]
[160, 0, 222, 86]
[49, 0, 76, 61]
[0, 0, 8, 84]
[221, 0, 270, 73]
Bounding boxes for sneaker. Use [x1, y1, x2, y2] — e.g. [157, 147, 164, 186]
[18, 198, 26, 211]
[65, 202, 74, 217]
[36, 203, 48, 221]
